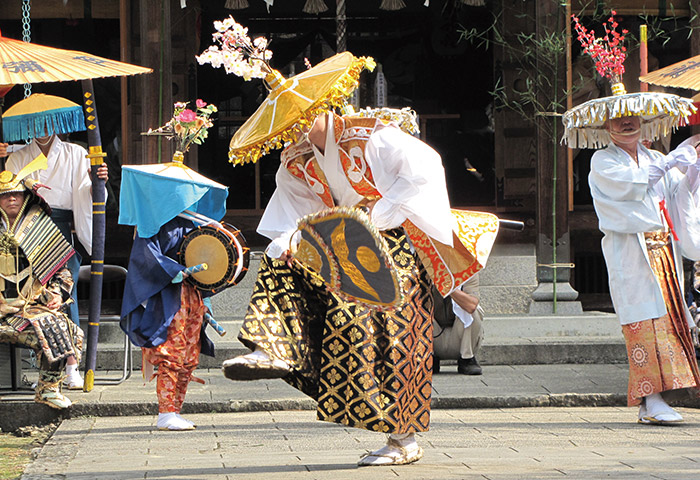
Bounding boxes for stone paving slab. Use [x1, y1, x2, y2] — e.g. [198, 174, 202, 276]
[21, 407, 700, 480]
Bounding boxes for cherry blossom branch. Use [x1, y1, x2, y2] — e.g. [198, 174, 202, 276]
[572, 10, 628, 85]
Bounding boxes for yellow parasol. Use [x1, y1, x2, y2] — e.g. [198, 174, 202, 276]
[228, 52, 375, 165]
[197, 17, 374, 165]
[0, 30, 152, 85]
[639, 55, 700, 92]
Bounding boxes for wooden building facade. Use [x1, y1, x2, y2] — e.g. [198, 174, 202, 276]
[0, 0, 698, 310]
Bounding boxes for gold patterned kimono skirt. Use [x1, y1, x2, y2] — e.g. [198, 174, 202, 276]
[622, 231, 700, 406]
[238, 228, 434, 434]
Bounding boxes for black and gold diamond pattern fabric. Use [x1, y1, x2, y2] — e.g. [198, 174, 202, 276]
[238, 228, 434, 433]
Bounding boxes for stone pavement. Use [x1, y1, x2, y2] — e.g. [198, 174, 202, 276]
[21, 407, 700, 480]
[1, 363, 638, 431]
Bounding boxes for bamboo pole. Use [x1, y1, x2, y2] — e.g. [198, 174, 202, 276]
[566, 0, 573, 211]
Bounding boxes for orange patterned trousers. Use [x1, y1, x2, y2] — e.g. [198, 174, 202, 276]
[621, 232, 700, 406]
[623, 315, 698, 406]
[142, 284, 206, 413]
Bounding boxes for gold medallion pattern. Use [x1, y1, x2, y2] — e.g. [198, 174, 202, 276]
[238, 228, 434, 433]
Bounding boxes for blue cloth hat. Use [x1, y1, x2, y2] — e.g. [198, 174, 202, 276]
[119, 161, 228, 238]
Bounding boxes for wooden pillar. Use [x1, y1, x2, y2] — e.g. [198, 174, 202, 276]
[531, 0, 580, 314]
[119, 0, 130, 165]
[140, 0, 173, 164]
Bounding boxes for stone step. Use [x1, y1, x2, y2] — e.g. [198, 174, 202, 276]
[92, 312, 626, 370]
[482, 312, 622, 338]
[91, 336, 627, 371]
[96, 311, 621, 342]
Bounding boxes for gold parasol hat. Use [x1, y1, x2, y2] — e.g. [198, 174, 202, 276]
[197, 17, 375, 165]
[0, 29, 152, 85]
[562, 11, 696, 149]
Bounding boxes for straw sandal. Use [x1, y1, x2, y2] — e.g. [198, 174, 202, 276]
[358, 438, 423, 466]
[222, 351, 290, 381]
[35, 371, 72, 409]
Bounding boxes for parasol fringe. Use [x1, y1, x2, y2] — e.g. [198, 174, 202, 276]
[228, 56, 375, 165]
[224, 0, 249, 9]
[561, 92, 696, 149]
[303, 0, 329, 14]
[3, 106, 86, 143]
[379, 0, 406, 10]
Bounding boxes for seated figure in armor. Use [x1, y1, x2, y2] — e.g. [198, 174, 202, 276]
[0, 155, 82, 409]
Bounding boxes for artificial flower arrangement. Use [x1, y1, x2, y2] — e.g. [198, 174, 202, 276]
[195, 15, 375, 165]
[146, 99, 217, 154]
[196, 16, 273, 81]
[572, 10, 628, 88]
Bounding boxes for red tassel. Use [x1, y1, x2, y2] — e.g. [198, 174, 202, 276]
[659, 199, 679, 241]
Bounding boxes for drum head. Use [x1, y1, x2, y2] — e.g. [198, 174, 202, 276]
[178, 224, 250, 294]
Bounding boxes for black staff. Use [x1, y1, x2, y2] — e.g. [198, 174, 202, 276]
[80, 79, 107, 392]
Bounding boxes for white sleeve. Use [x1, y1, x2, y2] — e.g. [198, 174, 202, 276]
[450, 299, 474, 328]
[589, 149, 663, 234]
[365, 127, 454, 246]
[6, 148, 33, 176]
[70, 145, 97, 255]
[666, 169, 700, 260]
[257, 163, 327, 255]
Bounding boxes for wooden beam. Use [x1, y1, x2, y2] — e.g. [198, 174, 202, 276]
[573, 0, 690, 16]
[120, 0, 129, 165]
[0, 0, 119, 19]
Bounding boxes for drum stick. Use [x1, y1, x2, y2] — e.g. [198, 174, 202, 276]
[183, 263, 208, 276]
[498, 219, 525, 231]
[204, 312, 226, 336]
[179, 210, 223, 229]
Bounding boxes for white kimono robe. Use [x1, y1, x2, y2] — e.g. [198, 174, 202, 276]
[589, 141, 700, 327]
[7, 137, 99, 255]
[259, 114, 455, 259]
